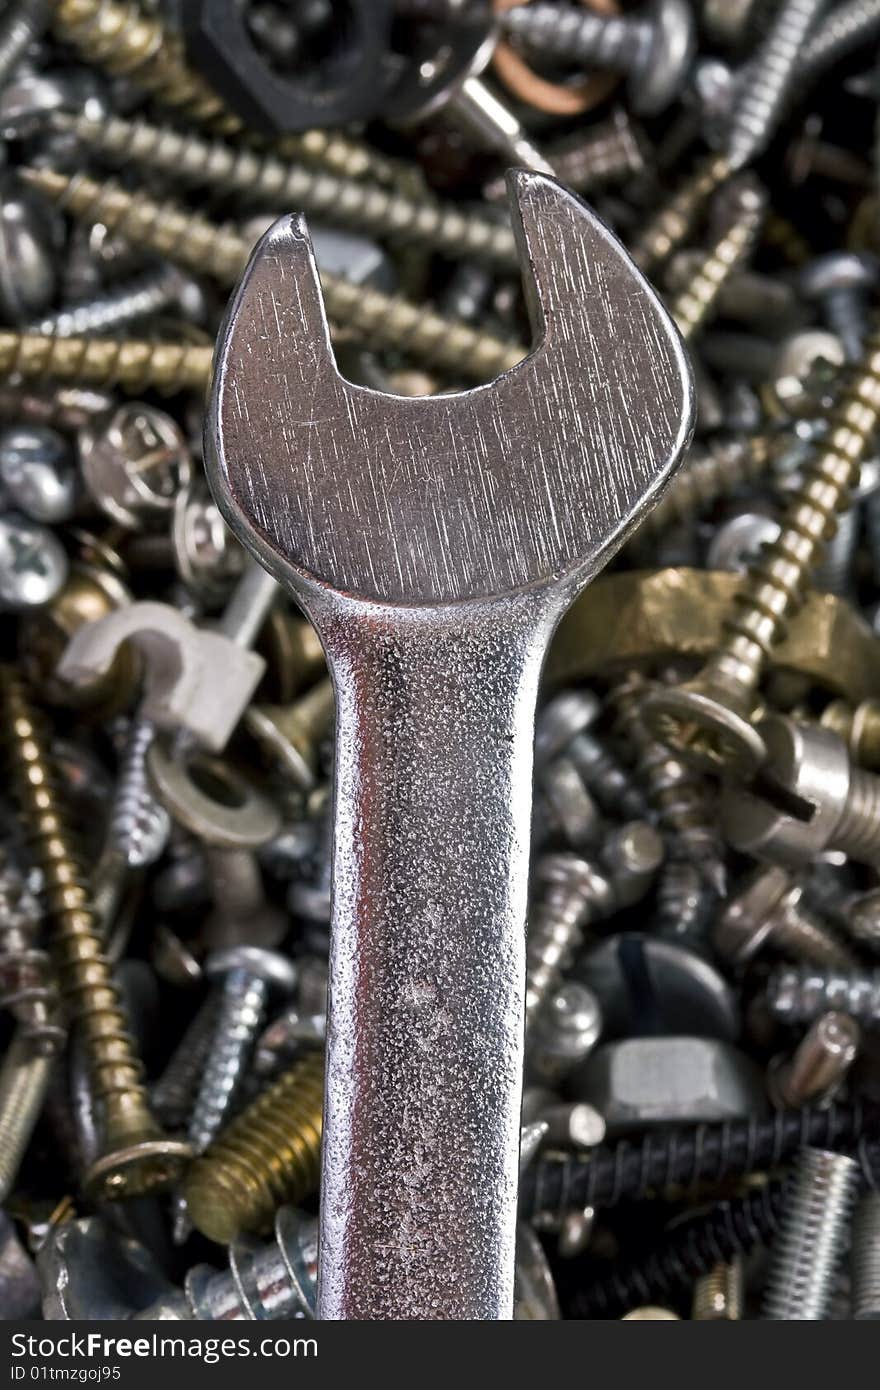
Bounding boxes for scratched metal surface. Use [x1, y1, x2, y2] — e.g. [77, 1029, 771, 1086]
[206, 172, 694, 1320]
[207, 173, 693, 608]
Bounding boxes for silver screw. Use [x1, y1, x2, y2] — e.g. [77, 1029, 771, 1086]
[767, 963, 880, 1026]
[28, 260, 207, 337]
[763, 1146, 859, 1320]
[0, 1032, 54, 1203]
[725, 0, 828, 170]
[714, 865, 856, 970]
[110, 718, 171, 869]
[798, 252, 879, 362]
[527, 979, 602, 1084]
[0, 424, 75, 523]
[0, 512, 67, 610]
[852, 1193, 880, 1320]
[769, 1011, 860, 1108]
[501, 0, 696, 115]
[151, 991, 223, 1132]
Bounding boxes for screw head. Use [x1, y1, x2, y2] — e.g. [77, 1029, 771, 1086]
[633, 0, 696, 114]
[85, 1137, 193, 1202]
[0, 512, 68, 610]
[0, 426, 76, 523]
[642, 682, 767, 779]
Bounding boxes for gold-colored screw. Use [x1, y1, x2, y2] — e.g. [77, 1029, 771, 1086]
[667, 180, 766, 342]
[0, 668, 190, 1199]
[22, 168, 525, 383]
[645, 328, 880, 778]
[51, 0, 239, 134]
[629, 152, 731, 276]
[692, 1259, 744, 1320]
[245, 677, 335, 791]
[183, 1050, 324, 1244]
[0, 329, 213, 393]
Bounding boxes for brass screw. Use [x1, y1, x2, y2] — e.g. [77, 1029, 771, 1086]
[50, 0, 239, 134]
[245, 677, 335, 792]
[692, 1259, 744, 1320]
[821, 697, 880, 770]
[628, 152, 731, 276]
[0, 329, 213, 394]
[0, 668, 190, 1199]
[22, 168, 525, 383]
[666, 180, 766, 342]
[645, 328, 880, 777]
[55, 112, 520, 272]
[183, 1050, 324, 1244]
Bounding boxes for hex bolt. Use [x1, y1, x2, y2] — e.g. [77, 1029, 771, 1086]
[798, 252, 880, 362]
[28, 261, 207, 338]
[0, 668, 190, 1198]
[135, 1208, 317, 1320]
[692, 1259, 744, 1320]
[767, 964, 880, 1027]
[645, 329, 880, 779]
[56, 111, 519, 273]
[769, 1012, 861, 1108]
[21, 168, 525, 383]
[714, 865, 856, 970]
[627, 151, 731, 275]
[725, 0, 828, 171]
[501, 0, 696, 116]
[851, 1193, 880, 1320]
[722, 714, 880, 869]
[109, 718, 171, 869]
[762, 1146, 859, 1320]
[183, 1049, 324, 1244]
[666, 179, 766, 342]
[610, 670, 726, 894]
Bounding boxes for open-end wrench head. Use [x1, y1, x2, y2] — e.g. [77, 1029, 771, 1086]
[207, 171, 694, 610]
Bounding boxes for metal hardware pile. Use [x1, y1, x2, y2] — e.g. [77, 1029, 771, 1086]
[1, 0, 880, 1322]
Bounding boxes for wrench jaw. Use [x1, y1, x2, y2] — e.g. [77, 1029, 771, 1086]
[206, 171, 695, 612]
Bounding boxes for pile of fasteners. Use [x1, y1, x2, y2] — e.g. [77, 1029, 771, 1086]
[1, 0, 880, 1323]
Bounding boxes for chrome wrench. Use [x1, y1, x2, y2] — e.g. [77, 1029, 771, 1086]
[206, 171, 694, 1320]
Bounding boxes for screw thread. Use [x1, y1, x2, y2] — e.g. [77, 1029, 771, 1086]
[51, 0, 239, 133]
[188, 970, 269, 1155]
[762, 1147, 859, 1319]
[772, 894, 857, 970]
[628, 153, 731, 275]
[109, 719, 170, 870]
[0, 667, 182, 1196]
[0, 853, 64, 1054]
[833, 765, 880, 863]
[656, 858, 717, 944]
[668, 183, 766, 341]
[184, 1050, 324, 1244]
[23, 168, 524, 382]
[567, 731, 648, 821]
[0, 0, 49, 88]
[503, 5, 650, 73]
[852, 1193, 880, 1319]
[768, 964, 880, 1025]
[0, 1035, 54, 1203]
[60, 113, 519, 271]
[275, 129, 412, 189]
[30, 263, 199, 338]
[544, 111, 647, 192]
[0, 327, 212, 394]
[727, 0, 828, 170]
[692, 1259, 744, 1319]
[151, 993, 222, 1132]
[525, 853, 612, 1031]
[801, 0, 880, 85]
[642, 433, 776, 536]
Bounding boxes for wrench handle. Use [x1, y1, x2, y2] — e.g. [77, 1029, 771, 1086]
[315, 599, 549, 1320]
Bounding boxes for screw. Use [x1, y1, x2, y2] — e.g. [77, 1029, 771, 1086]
[57, 111, 519, 272]
[627, 151, 731, 275]
[692, 1259, 744, 1320]
[610, 671, 726, 894]
[843, 887, 880, 954]
[655, 858, 717, 946]
[0, 327, 213, 393]
[645, 329, 880, 778]
[28, 260, 206, 338]
[800, 0, 880, 90]
[0, 513, 68, 611]
[0, 1, 48, 89]
[725, 0, 828, 171]
[501, 0, 696, 116]
[666, 180, 766, 342]
[0, 668, 189, 1198]
[535, 109, 648, 194]
[50, 0, 239, 134]
[109, 718, 171, 870]
[244, 677, 335, 793]
[136, 1207, 317, 1320]
[636, 432, 776, 537]
[0, 1032, 55, 1203]
[714, 865, 856, 970]
[21, 168, 525, 383]
[0, 849, 64, 1053]
[821, 700, 880, 771]
[0, 424, 75, 525]
[770, 1012, 861, 1108]
[762, 1147, 859, 1319]
[151, 991, 223, 1132]
[811, 500, 859, 595]
[798, 251, 879, 362]
[851, 1192, 880, 1319]
[183, 1049, 324, 1244]
[534, 690, 648, 821]
[767, 963, 880, 1026]
[0, 383, 113, 432]
[527, 979, 602, 1084]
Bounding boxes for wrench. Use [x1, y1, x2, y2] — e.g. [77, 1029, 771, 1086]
[206, 171, 694, 1320]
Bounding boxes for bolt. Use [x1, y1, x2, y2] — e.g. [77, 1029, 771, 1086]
[501, 0, 696, 116]
[692, 1259, 744, 1320]
[0, 668, 189, 1198]
[56, 111, 519, 272]
[767, 963, 880, 1027]
[725, 0, 828, 171]
[714, 865, 856, 970]
[50, 0, 239, 134]
[627, 151, 732, 275]
[183, 1049, 324, 1245]
[645, 329, 880, 778]
[136, 1207, 317, 1320]
[666, 179, 766, 342]
[28, 260, 207, 337]
[21, 168, 525, 383]
[843, 887, 880, 955]
[851, 1192, 880, 1319]
[770, 1012, 860, 1108]
[762, 1147, 859, 1319]
[798, 252, 880, 362]
[533, 756, 601, 851]
[821, 699, 880, 771]
[109, 719, 171, 870]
